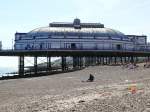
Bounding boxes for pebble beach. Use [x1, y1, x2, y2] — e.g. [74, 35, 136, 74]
[0, 63, 150, 112]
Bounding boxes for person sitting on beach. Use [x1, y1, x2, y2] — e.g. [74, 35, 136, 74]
[87, 74, 94, 82]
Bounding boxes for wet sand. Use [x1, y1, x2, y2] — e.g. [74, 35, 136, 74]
[0, 63, 150, 112]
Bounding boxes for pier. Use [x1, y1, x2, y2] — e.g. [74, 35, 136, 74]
[1, 18, 148, 79]
[0, 49, 150, 79]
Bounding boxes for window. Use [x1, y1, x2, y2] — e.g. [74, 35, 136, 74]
[33, 36, 36, 39]
[116, 44, 122, 50]
[71, 43, 76, 49]
[48, 35, 51, 38]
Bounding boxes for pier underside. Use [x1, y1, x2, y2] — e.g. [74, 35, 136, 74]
[0, 50, 150, 79]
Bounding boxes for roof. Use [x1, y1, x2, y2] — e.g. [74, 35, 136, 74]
[24, 18, 128, 40]
[27, 27, 128, 39]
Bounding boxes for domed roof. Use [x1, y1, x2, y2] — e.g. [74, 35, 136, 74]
[27, 19, 128, 40]
[27, 26, 128, 40]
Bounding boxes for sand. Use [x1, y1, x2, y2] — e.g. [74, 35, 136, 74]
[0, 63, 150, 112]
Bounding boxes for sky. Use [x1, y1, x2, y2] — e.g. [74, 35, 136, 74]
[0, 0, 150, 68]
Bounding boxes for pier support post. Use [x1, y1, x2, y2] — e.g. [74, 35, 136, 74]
[114, 57, 117, 65]
[73, 57, 77, 69]
[83, 57, 86, 67]
[77, 57, 80, 68]
[47, 57, 51, 72]
[93, 57, 96, 65]
[62, 56, 66, 71]
[120, 57, 123, 64]
[100, 57, 102, 65]
[96, 57, 100, 65]
[130, 56, 134, 63]
[128, 57, 130, 63]
[147, 56, 150, 62]
[87, 57, 90, 66]
[109, 57, 112, 65]
[106, 57, 108, 65]
[85, 57, 88, 67]
[124, 57, 127, 63]
[108, 57, 112, 65]
[102, 57, 105, 65]
[19, 56, 24, 76]
[34, 56, 38, 75]
[79, 57, 83, 68]
[88, 57, 91, 66]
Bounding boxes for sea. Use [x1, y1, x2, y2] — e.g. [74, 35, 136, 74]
[0, 67, 17, 76]
[0, 57, 60, 77]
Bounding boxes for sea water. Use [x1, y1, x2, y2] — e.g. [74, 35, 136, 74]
[0, 67, 18, 76]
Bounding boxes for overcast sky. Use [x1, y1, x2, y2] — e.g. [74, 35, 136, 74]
[0, 0, 149, 68]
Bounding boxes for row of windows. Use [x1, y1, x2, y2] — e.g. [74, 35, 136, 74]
[16, 36, 130, 42]
[15, 43, 135, 51]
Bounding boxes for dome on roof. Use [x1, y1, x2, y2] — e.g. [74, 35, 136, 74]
[27, 26, 128, 39]
[73, 18, 81, 25]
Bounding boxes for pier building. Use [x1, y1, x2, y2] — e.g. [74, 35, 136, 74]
[14, 18, 148, 51]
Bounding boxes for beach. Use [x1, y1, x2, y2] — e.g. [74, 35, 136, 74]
[0, 63, 150, 112]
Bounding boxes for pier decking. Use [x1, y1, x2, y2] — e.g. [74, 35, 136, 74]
[0, 49, 150, 57]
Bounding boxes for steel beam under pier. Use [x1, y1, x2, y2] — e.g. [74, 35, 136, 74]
[19, 56, 24, 76]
